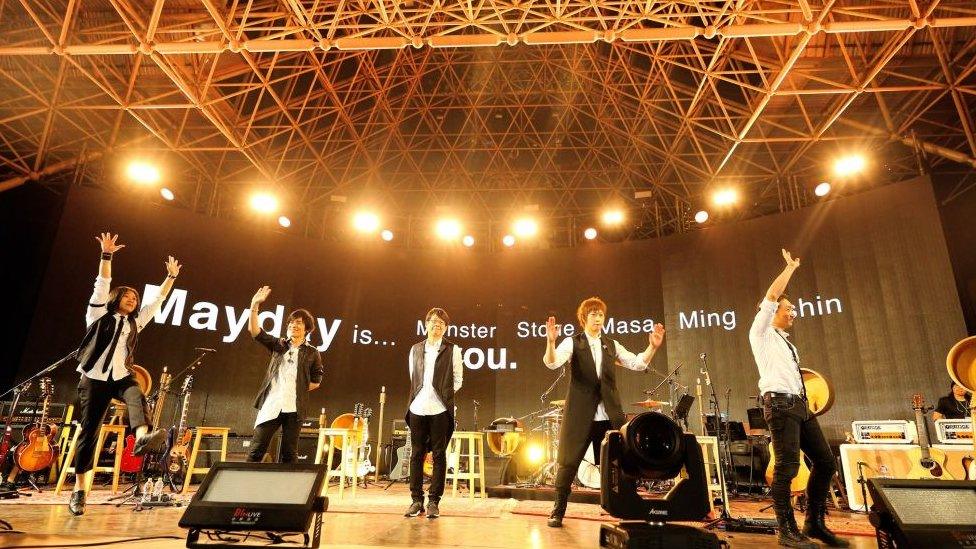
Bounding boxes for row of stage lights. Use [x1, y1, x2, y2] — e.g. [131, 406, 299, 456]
[125, 152, 868, 243]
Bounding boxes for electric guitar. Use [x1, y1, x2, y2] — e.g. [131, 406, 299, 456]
[166, 375, 194, 482]
[906, 394, 953, 480]
[389, 428, 412, 480]
[121, 367, 172, 473]
[350, 403, 375, 478]
[0, 383, 29, 469]
[14, 378, 60, 472]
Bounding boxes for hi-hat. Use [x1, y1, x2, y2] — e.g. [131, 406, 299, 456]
[632, 399, 670, 408]
[550, 399, 566, 407]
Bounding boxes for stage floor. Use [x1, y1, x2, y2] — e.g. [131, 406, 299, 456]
[0, 483, 877, 548]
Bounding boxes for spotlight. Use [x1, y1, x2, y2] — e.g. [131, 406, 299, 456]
[502, 234, 516, 247]
[833, 154, 866, 177]
[352, 211, 380, 233]
[814, 182, 832, 197]
[250, 192, 279, 214]
[694, 210, 709, 224]
[160, 188, 175, 201]
[712, 188, 738, 207]
[435, 218, 462, 241]
[381, 229, 394, 241]
[126, 160, 161, 185]
[526, 444, 544, 465]
[602, 209, 625, 225]
[584, 227, 598, 240]
[462, 235, 475, 247]
[278, 215, 291, 228]
[512, 218, 538, 238]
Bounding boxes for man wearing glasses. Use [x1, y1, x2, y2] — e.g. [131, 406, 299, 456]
[403, 308, 463, 519]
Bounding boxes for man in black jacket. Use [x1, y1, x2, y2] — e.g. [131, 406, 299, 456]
[245, 286, 324, 463]
[543, 297, 664, 527]
[403, 307, 463, 520]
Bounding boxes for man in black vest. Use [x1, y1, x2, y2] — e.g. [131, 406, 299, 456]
[403, 307, 463, 519]
[543, 297, 665, 527]
[69, 233, 181, 515]
[245, 286, 324, 463]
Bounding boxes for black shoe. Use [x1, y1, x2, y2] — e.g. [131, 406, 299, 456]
[68, 490, 86, 516]
[426, 501, 440, 519]
[775, 508, 817, 548]
[404, 501, 424, 517]
[548, 494, 567, 528]
[0, 481, 16, 492]
[803, 506, 849, 547]
[133, 429, 166, 456]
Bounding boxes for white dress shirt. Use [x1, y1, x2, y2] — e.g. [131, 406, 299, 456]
[80, 275, 168, 382]
[749, 298, 804, 395]
[254, 345, 300, 427]
[544, 334, 652, 421]
[408, 338, 464, 416]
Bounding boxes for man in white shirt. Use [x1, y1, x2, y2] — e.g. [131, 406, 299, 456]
[403, 308, 463, 520]
[69, 233, 181, 516]
[542, 297, 665, 527]
[750, 250, 847, 548]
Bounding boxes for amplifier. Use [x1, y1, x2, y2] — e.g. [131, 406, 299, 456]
[1, 400, 70, 425]
[851, 420, 917, 444]
[934, 419, 974, 445]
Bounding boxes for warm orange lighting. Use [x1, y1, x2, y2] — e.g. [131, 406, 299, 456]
[381, 229, 394, 241]
[513, 218, 538, 238]
[159, 188, 174, 201]
[712, 188, 738, 207]
[815, 182, 832, 197]
[583, 227, 598, 240]
[126, 161, 161, 185]
[462, 235, 475, 247]
[435, 218, 463, 240]
[278, 215, 291, 228]
[833, 154, 866, 177]
[694, 210, 709, 224]
[502, 234, 516, 247]
[352, 211, 381, 233]
[250, 192, 279, 214]
[601, 209, 625, 225]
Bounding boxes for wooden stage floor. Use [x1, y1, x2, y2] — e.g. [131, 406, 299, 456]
[0, 483, 877, 548]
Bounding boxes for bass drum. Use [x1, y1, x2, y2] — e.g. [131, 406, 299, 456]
[576, 445, 601, 489]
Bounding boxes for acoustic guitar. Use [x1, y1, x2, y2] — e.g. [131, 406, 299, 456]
[120, 367, 172, 474]
[0, 383, 29, 469]
[14, 378, 60, 472]
[765, 443, 811, 493]
[906, 394, 953, 480]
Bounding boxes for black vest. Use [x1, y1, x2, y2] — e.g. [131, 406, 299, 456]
[406, 339, 457, 421]
[559, 333, 626, 442]
[76, 312, 138, 376]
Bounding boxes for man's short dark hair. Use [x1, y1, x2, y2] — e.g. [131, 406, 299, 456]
[288, 309, 316, 335]
[106, 286, 140, 314]
[426, 307, 450, 325]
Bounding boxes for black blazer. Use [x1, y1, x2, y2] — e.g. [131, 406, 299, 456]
[252, 330, 324, 419]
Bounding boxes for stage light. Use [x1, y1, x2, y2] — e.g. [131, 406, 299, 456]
[584, 227, 598, 240]
[462, 235, 475, 247]
[602, 209, 625, 225]
[381, 229, 394, 241]
[160, 188, 175, 201]
[278, 216, 291, 228]
[833, 154, 866, 177]
[352, 211, 380, 233]
[815, 182, 832, 197]
[712, 188, 738, 207]
[502, 234, 516, 247]
[250, 192, 279, 214]
[513, 218, 538, 238]
[526, 443, 545, 465]
[126, 160, 161, 185]
[694, 210, 709, 224]
[435, 218, 462, 241]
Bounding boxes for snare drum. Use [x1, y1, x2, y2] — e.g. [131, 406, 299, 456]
[576, 445, 601, 489]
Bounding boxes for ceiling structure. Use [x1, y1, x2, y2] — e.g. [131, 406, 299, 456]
[1, 0, 975, 247]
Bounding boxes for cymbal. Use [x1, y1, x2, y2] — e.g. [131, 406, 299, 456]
[539, 409, 563, 419]
[550, 399, 566, 407]
[631, 399, 671, 408]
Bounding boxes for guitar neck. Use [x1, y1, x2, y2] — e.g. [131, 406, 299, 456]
[914, 408, 932, 459]
[177, 391, 191, 437]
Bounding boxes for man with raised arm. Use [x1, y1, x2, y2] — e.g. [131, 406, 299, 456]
[750, 249, 847, 548]
[69, 233, 180, 516]
[543, 297, 665, 527]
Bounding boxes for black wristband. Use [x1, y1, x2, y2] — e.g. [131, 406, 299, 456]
[101, 252, 113, 260]
[167, 274, 177, 279]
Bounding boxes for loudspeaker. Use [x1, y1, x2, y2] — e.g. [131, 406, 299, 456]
[867, 478, 976, 547]
[277, 432, 320, 464]
[483, 456, 517, 486]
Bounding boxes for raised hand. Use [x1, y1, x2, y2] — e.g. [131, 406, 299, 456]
[649, 323, 665, 348]
[165, 256, 182, 278]
[545, 316, 559, 345]
[96, 233, 125, 254]
[251, 286, 271, 307]
[782, 248, 800, 268]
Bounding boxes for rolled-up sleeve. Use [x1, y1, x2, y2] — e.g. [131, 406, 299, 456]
[614, 340, 649, 371]
[750, 299, 778, 343]
[85, 276, 112, 327]
[453, 346, 464, 392]
[544, 337, 574, 369]
[135, 285, 168, 332]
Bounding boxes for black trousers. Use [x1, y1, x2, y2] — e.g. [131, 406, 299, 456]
[763, 394, 836, 517]
[74, 374, 149, 475]
[554, 419, 612, 500]
[407, 411, 452, 503]
[247, 412, 301, 463]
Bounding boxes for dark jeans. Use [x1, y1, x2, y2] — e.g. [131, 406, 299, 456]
[554, 420, 612, 500]
[247, 412, 300, 463]
[763, 393, 836, 518]
[407, 411, 452, 503]
[74, 374, 150, 474]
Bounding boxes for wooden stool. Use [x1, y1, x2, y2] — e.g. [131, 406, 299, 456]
[446, 431, 486, 499]
[48, 404, 75, 484]
[181, 427, 230, 494]
[315, 428, 361, 499]
[55, 423, 125, 494]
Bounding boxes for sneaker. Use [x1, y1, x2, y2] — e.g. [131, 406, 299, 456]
[68, 490, 87, 516]
[404, 501, 424, 517]
[426, 501, 440, 519]
[133, 429, 167, 456]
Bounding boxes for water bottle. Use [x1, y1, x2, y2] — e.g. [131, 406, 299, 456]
[152, 477, 165, 499]
[879, 464, 891, 478]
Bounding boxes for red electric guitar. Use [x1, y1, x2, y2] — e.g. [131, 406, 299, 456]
[0, 383, 29, 469]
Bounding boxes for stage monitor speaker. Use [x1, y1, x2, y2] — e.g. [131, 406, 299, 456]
[867, 478, 976, 548]
[278, 433, 320, 465]
[746, 407, 767, 430]
[483, 455, 517, 486]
